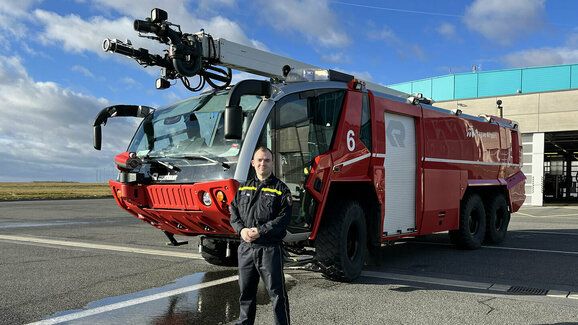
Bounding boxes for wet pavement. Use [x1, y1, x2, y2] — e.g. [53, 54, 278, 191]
[2, 200, 578, 324]
[40, 271, 296, 325]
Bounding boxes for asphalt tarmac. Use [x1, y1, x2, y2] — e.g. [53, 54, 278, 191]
[1, 199, 577, 324]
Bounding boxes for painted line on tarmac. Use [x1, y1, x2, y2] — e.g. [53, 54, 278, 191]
[26, 275, 240, 325]
[0, 220, 117, 229]
[514, 212, 578, 218]
[0, 235, 203, 259]
[361, 271, 572, 299]
[513, 212, 537, 217]
[410, 240, 578, 256]
[517, 230, 578, 237]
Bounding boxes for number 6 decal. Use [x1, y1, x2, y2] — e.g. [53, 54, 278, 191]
[347, 130, 355, 151]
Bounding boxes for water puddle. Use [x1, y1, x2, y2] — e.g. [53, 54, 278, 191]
[45, 270, 296, 324]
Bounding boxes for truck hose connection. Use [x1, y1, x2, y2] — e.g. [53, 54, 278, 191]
[102, 8, 232, 92]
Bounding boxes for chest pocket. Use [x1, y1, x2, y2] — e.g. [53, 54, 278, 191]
[257, 193, 277, 222]
[238, 193, 252, 215]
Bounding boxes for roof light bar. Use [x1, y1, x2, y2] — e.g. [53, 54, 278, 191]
[285, 68, 354, 83]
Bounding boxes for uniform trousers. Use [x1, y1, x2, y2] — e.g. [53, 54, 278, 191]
[236, 242, 290, 325]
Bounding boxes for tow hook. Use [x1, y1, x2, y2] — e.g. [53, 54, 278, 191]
[164, 231, 189, 246]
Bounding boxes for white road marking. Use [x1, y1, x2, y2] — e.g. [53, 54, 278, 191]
[0, 235, 203, 259]
[26, 275, 240, 325]
[408, 241, 578, 256]
[517, 230, 578, 237]
[547, 290, 570, 298]
[362, 271, 492, 290]
[514, 213, 578, 218]
[0, 220, 119, 229]
[362, 271, 572, 299]
[513, 212, 536, 217]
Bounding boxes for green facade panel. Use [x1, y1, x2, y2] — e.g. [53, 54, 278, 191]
[572, 65, 578, 89]
[478, 70, 522, 97]
[431, 76, 454, 101]
[388, 63, 578, 101]
[389, 83, 412, 94]
[522, 66, 571, 93]
[454, 74, 478, 99]
[412, 79, 432, 98]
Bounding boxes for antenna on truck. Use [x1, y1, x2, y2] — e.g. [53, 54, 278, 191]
[102, 8, 232, 91]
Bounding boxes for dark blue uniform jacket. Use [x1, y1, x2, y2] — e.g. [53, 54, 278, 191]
[229, 175, 292, 245]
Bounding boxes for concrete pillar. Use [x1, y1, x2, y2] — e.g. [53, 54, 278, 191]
[523, 132, 544, 206]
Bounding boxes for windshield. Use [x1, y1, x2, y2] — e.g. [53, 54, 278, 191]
[127, 90, 261, 182]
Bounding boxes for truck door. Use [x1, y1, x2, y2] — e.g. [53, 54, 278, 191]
[383, 112, 417, 236]
[271, 89, 346, 227]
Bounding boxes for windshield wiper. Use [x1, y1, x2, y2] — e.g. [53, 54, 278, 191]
[144, 156, 180, 171]
[169, 155, 231, 170]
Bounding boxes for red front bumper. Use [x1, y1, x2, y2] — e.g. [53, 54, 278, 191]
[109, 179, 239, 236]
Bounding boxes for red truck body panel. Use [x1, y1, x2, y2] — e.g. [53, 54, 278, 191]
[109, 86, 525, 243]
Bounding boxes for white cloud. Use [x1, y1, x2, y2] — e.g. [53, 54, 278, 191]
[321, 52, 350, 64]
[71, 65, 95, 78]
[255, 0, 349, 48]
[436, 22, 458, 40]
[33, 2, 268, 59]
[34, 10, 137, 57]
[0, 0, 42, 48]
[503, 47, 578, 68]
[464, 0, 545, 45]
[0, 55, 138, 181]
[368, 27, 426, 61]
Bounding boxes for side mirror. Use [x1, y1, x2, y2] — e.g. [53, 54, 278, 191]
[94, 125, 102, 150]
[224, 106, 243, 140]
[224, 79, 271, 140]
[93, 105, 154, 150]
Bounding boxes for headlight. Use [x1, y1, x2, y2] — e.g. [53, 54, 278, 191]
[202, 191, 212, 206]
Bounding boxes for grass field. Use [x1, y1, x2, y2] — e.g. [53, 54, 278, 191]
[0, 182, 113, 201]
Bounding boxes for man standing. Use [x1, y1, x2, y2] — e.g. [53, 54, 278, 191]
[230, 146, 292, 325]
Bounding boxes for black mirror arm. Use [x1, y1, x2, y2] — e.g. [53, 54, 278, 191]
[92, 105, 155, 150]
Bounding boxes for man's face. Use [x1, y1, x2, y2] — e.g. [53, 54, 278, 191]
[251, 149, 273, 180]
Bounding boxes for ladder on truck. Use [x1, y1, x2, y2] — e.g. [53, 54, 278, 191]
[102, 8, 406, 97]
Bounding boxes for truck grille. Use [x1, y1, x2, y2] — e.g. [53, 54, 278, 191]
[146, 185, 189, 209]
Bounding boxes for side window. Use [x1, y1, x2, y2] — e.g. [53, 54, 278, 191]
[272, 89, 345, 226]
[360, 93, 372, 150]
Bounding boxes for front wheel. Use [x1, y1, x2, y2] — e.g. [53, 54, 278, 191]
[449, 194, 486, 249]
[201, 238, 238, 267]
[315, 201, 367, 282]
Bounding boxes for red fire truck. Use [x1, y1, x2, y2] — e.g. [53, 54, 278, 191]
[94, 9, 525, 281]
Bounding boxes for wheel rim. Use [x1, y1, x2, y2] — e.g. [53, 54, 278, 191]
[347, 223, 359, 261]
[468, 212, 479, 235]
[495, 207, 506, 231]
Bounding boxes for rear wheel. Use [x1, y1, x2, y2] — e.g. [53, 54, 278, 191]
[485, 194, 510, 244]
[449, 194, 486, 249]
[315, 201, 367, 282]
[201, 238, 238, 267]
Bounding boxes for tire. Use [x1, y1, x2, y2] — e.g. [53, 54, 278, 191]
[449, 194, 486, 249]
[315, 201, 367, 282]
[201, 238, 238, 267]
[484, 194, 510, 244]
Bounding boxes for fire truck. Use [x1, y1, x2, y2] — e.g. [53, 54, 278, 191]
[94, 9, 526, 282]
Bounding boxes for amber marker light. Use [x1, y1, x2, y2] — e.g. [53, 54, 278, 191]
[216, 190, 226, 203]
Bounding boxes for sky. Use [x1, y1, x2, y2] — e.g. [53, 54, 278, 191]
[0, 0, 577, 182]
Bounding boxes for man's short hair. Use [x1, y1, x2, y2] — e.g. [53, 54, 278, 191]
[253, 146, 273, 159]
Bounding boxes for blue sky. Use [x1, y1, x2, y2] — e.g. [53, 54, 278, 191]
[0, 0, 577, 182]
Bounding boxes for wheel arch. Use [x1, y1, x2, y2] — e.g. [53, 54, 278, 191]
[311, 181, 380, 247]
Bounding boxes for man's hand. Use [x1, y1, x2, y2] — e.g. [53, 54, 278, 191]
[240, 228, 260, 242]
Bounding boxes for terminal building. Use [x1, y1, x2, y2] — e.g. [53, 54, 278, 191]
[389, 63, 578, 206]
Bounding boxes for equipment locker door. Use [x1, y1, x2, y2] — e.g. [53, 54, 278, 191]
[383, 112, 416, 235]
